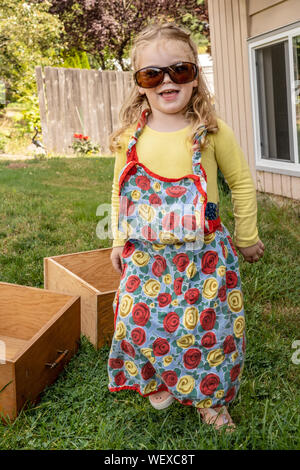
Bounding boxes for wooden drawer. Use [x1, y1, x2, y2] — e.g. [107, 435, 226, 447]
[0, 282, 80, 423]
[44, 247, 121, 349]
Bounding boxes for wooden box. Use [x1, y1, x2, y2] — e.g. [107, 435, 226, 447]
[44, 247, 120, 350]
[0, 282, 80, 423]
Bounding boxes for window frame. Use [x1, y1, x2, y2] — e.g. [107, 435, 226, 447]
[248, 21, 300, 177]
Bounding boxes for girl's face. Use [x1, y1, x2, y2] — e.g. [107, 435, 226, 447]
[136, 39, 198, 118]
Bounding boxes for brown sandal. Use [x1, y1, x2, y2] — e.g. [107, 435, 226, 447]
[198, 406, 236, 433]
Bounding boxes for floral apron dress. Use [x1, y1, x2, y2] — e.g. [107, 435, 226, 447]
[108, 109, 246, 409]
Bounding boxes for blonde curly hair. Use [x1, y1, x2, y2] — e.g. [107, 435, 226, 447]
[109, 21, 219, 154]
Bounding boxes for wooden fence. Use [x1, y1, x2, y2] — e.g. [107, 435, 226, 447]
[35, 66, 134, 155]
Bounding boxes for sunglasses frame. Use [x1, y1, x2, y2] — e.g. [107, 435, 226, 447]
[134, 61, 198, 88]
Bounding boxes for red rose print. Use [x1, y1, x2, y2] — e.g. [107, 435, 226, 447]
[125, 275, 140, 293]
[121, 340, 136, 358]
[201, 332, 217, 349]
[218, 285, 227, 302]
[131, 327, 146, 346]
[223, 335, 236, 354]
[132, 302, 150, 326]
[227, 235, 237, 256]
[136, 175, 150, 190]
[193, 193, 199, 206]
[182, 214, 196, 231]
[225, 386, 236, 402]
[183, 348, 202, 369]
[200, 308, 216, 330]
[152, 337, 170, 356]
[166, 186, 187, 197]
[201, 251, 219, 274]
[163, 312, 180, 333]
[184, 288, 200, 304]
[226, 271, 238, 289]
[242, 333, 246, 353]
[157, 293, 172, 307]
[108, 358, 124, 369]
[161, 370, 178, 387]
[230, 364, 241, 382]
[152, 255, 167, 277]
[181, 399, 193, 405]
[174, 277, 183, 295]
[141, 362, 156, 380]
[162, 211, 180, 231]
[122, 241, 135, 258]
[114, 370, 127, 386]
[141, 225, 157, 242]
[123, 165, 137, 183]
[200, 373, 220, 396]
[119, 196, 135, 216]
[220, 241, 226, 259]
[121, 263, 127, 280]
[149, 193, 162, 206]
[172, 253, 190, 272]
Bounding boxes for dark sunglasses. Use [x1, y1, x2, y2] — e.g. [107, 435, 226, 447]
[134, 62, 198, 88]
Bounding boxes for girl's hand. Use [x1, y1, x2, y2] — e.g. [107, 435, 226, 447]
[110, 246, 125, 275]
[236, 239, 265, 263]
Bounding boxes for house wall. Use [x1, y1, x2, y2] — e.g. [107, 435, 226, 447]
[207, 0, 300, 200]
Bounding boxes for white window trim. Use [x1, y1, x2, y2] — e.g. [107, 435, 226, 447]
[248, 24, 300, 177]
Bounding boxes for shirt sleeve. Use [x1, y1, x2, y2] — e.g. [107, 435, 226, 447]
[213, 119, 259, 248]
[111, 136, 128, 248]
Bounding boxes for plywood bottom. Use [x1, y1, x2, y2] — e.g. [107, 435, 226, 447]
[0, 335, 29, 361]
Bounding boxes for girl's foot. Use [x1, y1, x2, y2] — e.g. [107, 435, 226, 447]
[149, 391, 174, 410]
[198, 406, 236, 433]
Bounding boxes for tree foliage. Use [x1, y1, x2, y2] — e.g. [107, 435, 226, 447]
[0, 0, 65, 102]
[48, 0, 210, 70]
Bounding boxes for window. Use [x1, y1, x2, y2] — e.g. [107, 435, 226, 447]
[249, 23, 300, 176]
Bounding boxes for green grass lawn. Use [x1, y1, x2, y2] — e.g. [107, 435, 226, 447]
[0, 155, 299, 450]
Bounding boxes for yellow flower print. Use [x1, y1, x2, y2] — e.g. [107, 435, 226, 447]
[152, 243, 166, 251]
[121, 220, 133, 237]
[196, 398, 213, 408]
[217, 265, 226, 277]
[207, 349, 225, 368]
[176, 375, 195, 395]
[114, 321, 126, 341]
[132, 250, 150, 267]
[138, 203, 156, 222]
[204, 232, 215, 244]
[143, 380, 157, 394]
[184, 233, 196, 243]
[163, 355, 173, 366]
[176, 334, 195, 349]
[142, 279, 161, 297]
[150, 302, 155, 308]
[233, 315, 245, 337]
[186, 262, 197, 279]
[231, 351, 239, 363]
[183, 306, 199, 330]
[223, 245, 228, 259]
[131, 189, 141, 200]
[228, 290, 244, 313]
[163, 274, 172, 285]
[202, 278, 219, 299]
[215, 390, 224, 399]
[119, 294, 133, 318]
[124, 361, 138, 376]
[174, 242, 184, 249]
[171, 299, 179, 306]
[159, 231, 180, 244]
[153, 182, 161, 192]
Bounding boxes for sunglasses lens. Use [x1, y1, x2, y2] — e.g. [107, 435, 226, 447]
[135, 68, 163, 88]
[170, 63, 196, 84]
[135, 62, 197, 88]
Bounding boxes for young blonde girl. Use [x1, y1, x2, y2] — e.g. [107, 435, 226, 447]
[108, 21, 264, 432]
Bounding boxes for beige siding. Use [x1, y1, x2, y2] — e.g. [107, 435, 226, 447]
[208, 0, 300, 200]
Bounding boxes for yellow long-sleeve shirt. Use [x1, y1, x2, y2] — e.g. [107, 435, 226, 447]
[111, 118, 259, 248]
